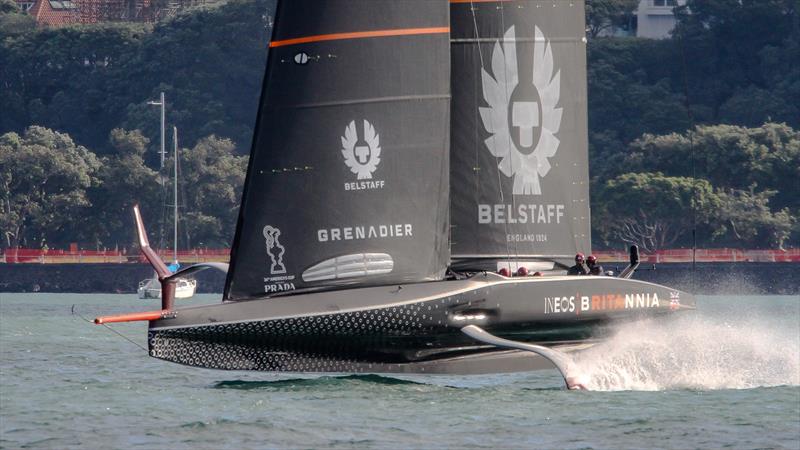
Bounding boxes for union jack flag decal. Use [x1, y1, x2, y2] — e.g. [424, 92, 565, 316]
[669, 291, 681, 310]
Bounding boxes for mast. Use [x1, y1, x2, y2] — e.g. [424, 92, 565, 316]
[160, 92, 166, 169]
[172, 126, 178, 265]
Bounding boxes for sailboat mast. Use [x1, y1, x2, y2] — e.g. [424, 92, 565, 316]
[159, 92, 166, 168]
[173, 126, 178, 265]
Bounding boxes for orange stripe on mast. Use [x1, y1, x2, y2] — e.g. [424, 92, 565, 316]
[269, 26, 450, 48]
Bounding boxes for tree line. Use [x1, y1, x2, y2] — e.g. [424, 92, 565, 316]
[0, 126, 246, 250]
[1, 0, 798, 251]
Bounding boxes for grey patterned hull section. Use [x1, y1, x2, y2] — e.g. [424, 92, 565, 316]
[148, 329, 595, 374]
[149, 299, 479, 371]
[149, 333, 373, 372]
[147, 275, 695, 372]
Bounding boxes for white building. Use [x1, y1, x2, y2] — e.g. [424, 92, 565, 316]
[636, 0, 686, 39]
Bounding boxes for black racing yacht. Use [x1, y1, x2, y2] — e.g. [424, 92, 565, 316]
[96, 0, 695, 388]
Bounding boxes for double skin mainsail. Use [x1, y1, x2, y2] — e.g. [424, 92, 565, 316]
[225, 0, 451, 300]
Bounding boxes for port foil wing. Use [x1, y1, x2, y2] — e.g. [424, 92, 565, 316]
[460, 325, 585, 390]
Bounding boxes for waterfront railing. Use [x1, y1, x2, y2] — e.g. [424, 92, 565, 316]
[1, 248, 797, 264]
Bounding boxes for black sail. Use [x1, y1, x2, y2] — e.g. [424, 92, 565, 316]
[450, 0, 591, 263]
[225, 0, 451, 300]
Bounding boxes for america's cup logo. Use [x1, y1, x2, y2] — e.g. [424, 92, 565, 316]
[480, 26, 562, 195]
[341, 120, 381, 180]
[263, 225, 286, 275]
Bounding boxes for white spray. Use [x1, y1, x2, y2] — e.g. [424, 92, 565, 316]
[572, 313, 800, 392]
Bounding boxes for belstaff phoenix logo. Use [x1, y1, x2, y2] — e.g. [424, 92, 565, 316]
[341, 120, 385, 191]
[480, 26, 562, 195]
[342, 120, 381, 180]
[262, 225, 286, 275]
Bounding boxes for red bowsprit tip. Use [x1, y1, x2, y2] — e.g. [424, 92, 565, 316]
[94, 310, 171, 324]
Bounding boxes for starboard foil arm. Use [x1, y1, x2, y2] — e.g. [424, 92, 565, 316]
[133, 204, 171, 280]
[460, 325, 586, 390]
[133, 206, 228, 302]
[132, 204, 179, 310]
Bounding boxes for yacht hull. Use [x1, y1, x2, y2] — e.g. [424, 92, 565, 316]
[147, 274, 693, 373]
[137, 278, 197, 300]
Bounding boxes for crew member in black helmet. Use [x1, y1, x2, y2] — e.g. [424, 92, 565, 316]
[567, 253, 588, 275]
[586, 255, 604, 275]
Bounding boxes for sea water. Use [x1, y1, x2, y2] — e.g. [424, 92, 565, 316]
[1, 293, 798, 449]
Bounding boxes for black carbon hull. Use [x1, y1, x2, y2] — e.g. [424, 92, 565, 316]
[147, 274, 694, 373]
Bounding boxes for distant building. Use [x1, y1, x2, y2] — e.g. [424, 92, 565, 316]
[636, 0, 686, 39]
[597, 0, 687, 39]
[16, 0, 219, 27]
[24, 0, 78, 27]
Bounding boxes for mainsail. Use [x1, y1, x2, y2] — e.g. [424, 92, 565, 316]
[225, 0, 451, 300]
[450, 0, 591, 263]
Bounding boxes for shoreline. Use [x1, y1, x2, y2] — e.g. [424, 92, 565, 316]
[3, 248, 798, 264]
[0, 262, 797, 295]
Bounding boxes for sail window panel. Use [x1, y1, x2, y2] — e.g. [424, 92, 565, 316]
[302, 254, 394, 282]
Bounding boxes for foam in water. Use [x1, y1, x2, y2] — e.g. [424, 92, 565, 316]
[572, 314, 800, 392]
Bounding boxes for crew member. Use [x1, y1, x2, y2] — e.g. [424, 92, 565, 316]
[586, 255, 604, 275]
[567, 253, 588, 275]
